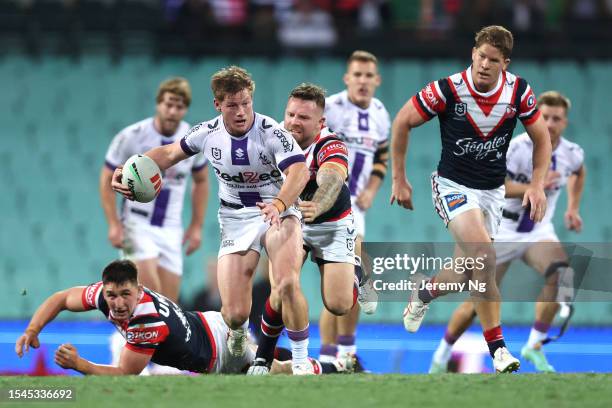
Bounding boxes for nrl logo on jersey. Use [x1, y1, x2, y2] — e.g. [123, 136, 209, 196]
[455, 103, 467, 116]
[211, 147, 222, 160]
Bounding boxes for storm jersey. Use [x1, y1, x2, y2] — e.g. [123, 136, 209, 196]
[325, 90, 390, 197]
[504, 133, 584, 232]
[105, 118, 208, 228]
[412, 67, 540, 190]
[81, 282, 216, 373]
[180, 113, 305, 207]
[300, 126, 351, 224]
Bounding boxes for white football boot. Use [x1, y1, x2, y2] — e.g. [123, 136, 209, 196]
[493, 347, 520, 373]
[402, 285, 429, 333]
[227, 328, 248, 357]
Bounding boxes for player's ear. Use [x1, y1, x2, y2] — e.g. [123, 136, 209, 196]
[503, 58, 511, 70]
[343, 72, 350, 87]
[213, 99, 222, 112]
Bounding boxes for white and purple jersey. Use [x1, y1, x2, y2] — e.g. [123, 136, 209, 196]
[105, 118, 208, 228]
[325, 90, 390, 198]
[179, 113, 305, 207]
[504, 133, 584, 232]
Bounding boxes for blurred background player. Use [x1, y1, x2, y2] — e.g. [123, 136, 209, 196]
[15, 260, 352, 376]
[429, 91, 585, 373]
[391, 25, 552, 373]
[111, 66, 313, 374]
[248, 83, 358, 374]
[319, 50, 390, 368]
[99, 78, 209, 371]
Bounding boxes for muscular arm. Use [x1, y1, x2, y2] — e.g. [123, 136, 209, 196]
[66, 346, 151, 375]
[524, 116, 552, 188]
[390, 98, 427, 209]
[184, 165, 209, 255]
[145, 140, 190, 171]
[311, 163, 347, 214]
[504, 178, 529, 198]
[277, 162, 310, 208]
[16, 287, 88, 357]
[356, 142, 388, 210]
[567, 165, 586, 212]
[99, 166, 120, 226]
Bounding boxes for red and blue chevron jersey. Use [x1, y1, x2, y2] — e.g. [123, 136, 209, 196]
[300, 127, 352, 224]
[81, 282, 216, 373]
[412, 67, 540, 189]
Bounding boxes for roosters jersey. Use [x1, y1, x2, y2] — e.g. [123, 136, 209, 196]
[300, 126, 351, 224]
[81, 282, 216, 373]
[325, 91, 390, 197]
[180, 113, 305, 207]
[105, 118, 208, 228]
[412, 67, 540, 190]
[504, 133, 584, 232]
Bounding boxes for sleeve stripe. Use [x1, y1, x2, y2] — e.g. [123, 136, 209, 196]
[191, 162, 208, 173]
[125, 343, 155, 355]
[417, 93, 436, 115]
[433, 81, 446, 103]
[180, 137, 198, 156]
[322, 154, 348, 164]
[278, 154, 306, 172]
[411, 96, 433, 121]
[104, 160, 118, 171]
[520, 84, 532, 102]
[521, 109, 541, 125]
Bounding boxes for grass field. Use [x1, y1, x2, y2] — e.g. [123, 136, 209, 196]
[1, 374, 611, 408]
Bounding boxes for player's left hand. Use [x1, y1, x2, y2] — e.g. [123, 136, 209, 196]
[564, 209, 583, 232]
[183, 224, 202, 255]
[356, 189, 375, 211]
[55, 343, 79, 370]
[15, 329, 40, 357]
[522, 184, 547, 222]
[299, 201, 321, 223]
[257, 202, 281, 229]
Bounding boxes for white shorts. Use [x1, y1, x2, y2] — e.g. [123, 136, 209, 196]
[199, 311, 255, 374]
[303, 212, 357, 265]
[431, 173, 505, 238]
[351, 197, 366, 238]
[121, 219, 183, 276]
[217, 205, 301, 258]
[494, 220, 559, 264]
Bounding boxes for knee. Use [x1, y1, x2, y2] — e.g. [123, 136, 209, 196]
[222, 306, 250, 328]
[323, 297, 353, 316]
[276, 274, 300, 299]
[470, 245, 496, 276]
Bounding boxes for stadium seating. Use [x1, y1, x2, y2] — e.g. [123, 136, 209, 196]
[1, 55, 610, 324]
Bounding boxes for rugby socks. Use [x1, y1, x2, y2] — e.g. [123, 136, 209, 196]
[433, 331, 459, 364]
[354, 258, 364, 285]
[483, 325, 506, 357]
[526, 321, 550, 349]
[319, 344, 338, 363]
[256, 298, 284, 363]
[337, 335, 357, 357]
[418, 277, 438, 303]
[287, 325, 309, 366]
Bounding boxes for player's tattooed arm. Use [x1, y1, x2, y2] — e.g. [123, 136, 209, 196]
[300, 163, 345, 223]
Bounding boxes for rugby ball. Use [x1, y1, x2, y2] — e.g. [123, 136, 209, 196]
[121, 154, 163, 203]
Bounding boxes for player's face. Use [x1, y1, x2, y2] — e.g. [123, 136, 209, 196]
[344, 61, 381, 109]
[214, 89, 255, 136]
[540, 104, 568, 147]
[102, 281, 142, 321]
[471, 44, 510, 92]
[284, 97, 324, 147]
[155, 92, 188, 136]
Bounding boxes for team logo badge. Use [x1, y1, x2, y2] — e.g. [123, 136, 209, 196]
[444, 193, 467, 212]
[346, 237, 354, 252]
[454, 103, 467, 116]
[211, 147, 222, 160]
[527, 95, 535, 108]
[259, 152, 272, 166]
[505, 104, 517, 118]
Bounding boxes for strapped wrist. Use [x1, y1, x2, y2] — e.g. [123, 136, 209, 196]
[272, 197, 287, 213]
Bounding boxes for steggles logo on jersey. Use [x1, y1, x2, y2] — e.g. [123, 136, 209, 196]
[453, 134, 508, 161]
[212, 166, 282, 183]
[274, 129, 294, 153]
[212, 147, 222, 160]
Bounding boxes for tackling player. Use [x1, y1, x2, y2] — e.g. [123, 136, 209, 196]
[111, 67, 312, 374]
[100, 77, 209, 303]
[15, 260, 352, 376]
[429, 91, 585, 373]
[391, 25, 552, 372]
[248, 84, 359, 374]
[319, 50, 390, 367]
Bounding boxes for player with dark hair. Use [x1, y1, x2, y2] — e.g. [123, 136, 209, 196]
[391, 25, 552, 372]
[15, 260, 353, 376]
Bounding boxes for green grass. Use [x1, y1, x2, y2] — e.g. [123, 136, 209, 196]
[1, 374, 611, 408]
